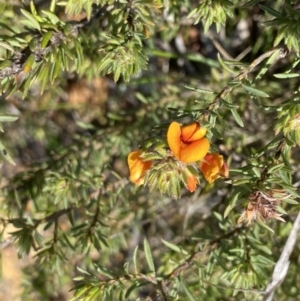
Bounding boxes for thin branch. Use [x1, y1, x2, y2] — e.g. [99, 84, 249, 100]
[165, 225, 244, 279]
[198, 47, 288, 122]
[235, 46, 252, 61]
[257, 137, 286, 185]
[264, 211, 300, 301]
[36, 207, 73, 225]
[208, 31, 234, 60]
[88, 191, 102, 235]
[2, 207, 74, 227]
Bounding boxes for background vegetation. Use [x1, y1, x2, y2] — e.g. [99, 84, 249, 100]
[0, 0, 300, 300]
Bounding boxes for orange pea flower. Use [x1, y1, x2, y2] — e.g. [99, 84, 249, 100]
[200, 153, 229, 184]
[167, 122, 210, 163]
[127, 150, 152, 185]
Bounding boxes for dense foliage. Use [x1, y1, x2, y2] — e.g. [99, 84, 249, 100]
[0, 0, 300, 300]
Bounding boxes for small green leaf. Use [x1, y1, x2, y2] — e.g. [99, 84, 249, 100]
[38, 64, 50, 94]
[0, 21, 17, 33]
[183, 85, 215, 94]
[259, 4, 282, 18]
[143, 238, 155, 273]
[76, 266, 93, 276]
[268, 163, 284, 173]
[217, 53, 238, 74]
[23, 54, 35, 73]
[50, 0, 56, 12]
[231, 108, 244, 127]
[254, 49, 281, 81]
[0, 115, 18, 123]
[181, 280, 197, 301]
[0, 41, 15, 53]
[222, 99, 239, 109]
[161, 239, 188, 255]
[227, 81, 241, 88]
[274, 73, 300, 79]
[20, 9, 41, 31]
[257, 221, 275, 233]
[20, 73, 36, 99]
[224, 189, 246, 218]
[0, 60, 12, 69]
[95, 264, 114, 279]
[135, 92, 150, 104]
[30, 1, 38, 17]
[133, 245, 139, 274]
[72, 276, 84, 281]
[125, 282, 146, 299]
[283, 198, 298, 205]
[242, 84, 269, 97]
[252, 167, 261, 177]
[33, 230, 44, 247]
[72, 286, 91, 299]
[85, 286, 101, 300]
[114, 66, 121, 82]
[99, 57, 113, 73]
[50, 51, 62, 83]
[0, 140, 15, 165]
[42, 10, 61, 24]
[41, 31, 54, 48]
[86, 0, 92, 20]
[242, 0, 261, 8]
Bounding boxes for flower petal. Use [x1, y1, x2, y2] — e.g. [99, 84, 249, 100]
[128, 150, 142, 168]
[128, 150, 152, 184]
[200, 153, 224, 184]
[167, 121, 181, 159]
[187, 174, 197, 192]
[179, 138, 210, 163]
[219, 162, 229, 178]
[181, 123, 206, 142]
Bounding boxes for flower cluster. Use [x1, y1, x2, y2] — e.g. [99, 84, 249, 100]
[127, 121, 228, 196]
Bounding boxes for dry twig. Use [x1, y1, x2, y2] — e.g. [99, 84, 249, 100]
[264, 211, 300, 301]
